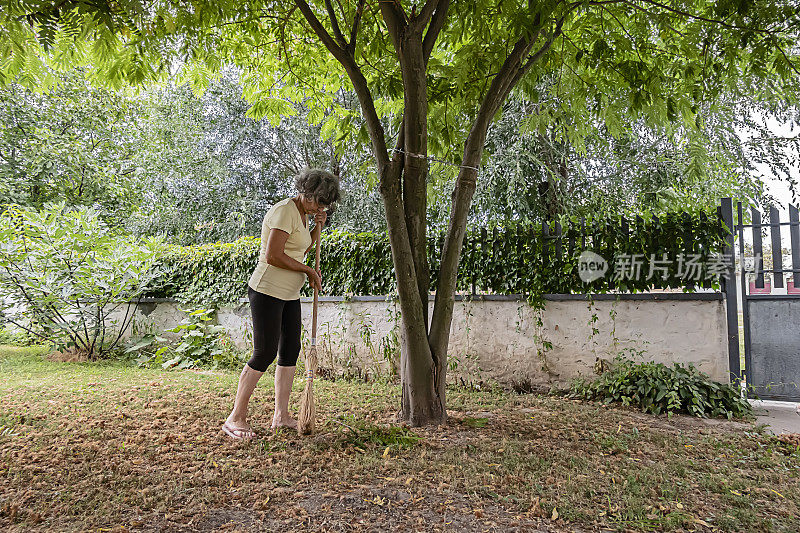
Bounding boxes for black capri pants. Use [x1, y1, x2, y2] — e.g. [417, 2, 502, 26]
[246, 286, 302, 371]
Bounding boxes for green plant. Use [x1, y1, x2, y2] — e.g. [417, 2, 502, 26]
[123, 332, 167, 365]
[129, 308, 240, 370]
[354, 310, 382, 377]
[0, 203, 163, 359]
[529, 303, 553, 377]
[379, 301, 401, 378]
[144, 210, 728, 306]
[462, 417, 489, 429]
[570, 358, 752, 419]
[333, 415, 421, 451]
[0, 325, 39, 346]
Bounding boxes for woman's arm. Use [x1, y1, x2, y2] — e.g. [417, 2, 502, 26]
[266, 228, 310, 273]
[266, 228, 321, 291]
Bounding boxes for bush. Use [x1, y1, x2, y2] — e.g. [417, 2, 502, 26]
[0, 203, 163, 359]
[126, 308, 246, 370]
[569, 359, 751, 419]
[145, 210, 727, 306]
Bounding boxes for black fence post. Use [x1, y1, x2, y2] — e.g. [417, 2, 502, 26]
[790, 205, 800, 285]
[769, 206, 784, 288]
[720, 198, 741, 382]
[752, 207, 765, 289]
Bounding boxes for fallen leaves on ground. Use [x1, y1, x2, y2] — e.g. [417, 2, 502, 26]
[1, 348, 798, 532]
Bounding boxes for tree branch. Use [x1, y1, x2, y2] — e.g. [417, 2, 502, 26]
[422, 0, 449, 65]
[392, 117, 405, 168]
[773, 36, 800, 77]
[324, 0, 348, 48]
[108, 298, 138, 352]
[510, 17, 568, 93]
[380, 0, 408, 56]
[1, 317, 51, 344]
[294, 0, 344, 57]
[428, 5, 585, 400]
[346, 0, 366, 56]
[633, 0, 772, 33]
[294, 0, 390, 170]
[412, 0, 440, 31]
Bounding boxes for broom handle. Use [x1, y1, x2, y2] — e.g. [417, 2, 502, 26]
[311, 221, 321, 346]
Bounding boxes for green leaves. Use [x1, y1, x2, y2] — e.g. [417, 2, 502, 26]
[244, 96, 298, 125]
[571, 359, 752, 419]
[130, 308, 241, 370]
[1, 1, 796, 233]
[146, 207, 727, 305]
[1, 0, 797, 158]
[0, 71, 142, 223]
[0, 202, 164, 358]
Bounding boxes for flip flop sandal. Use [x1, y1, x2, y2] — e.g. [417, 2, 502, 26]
[222, 422, 256, 440]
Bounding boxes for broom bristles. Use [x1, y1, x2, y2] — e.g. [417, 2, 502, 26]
[297, 344, 317, 435]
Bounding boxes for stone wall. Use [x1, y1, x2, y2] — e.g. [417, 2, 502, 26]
[122, 293, 730, 388]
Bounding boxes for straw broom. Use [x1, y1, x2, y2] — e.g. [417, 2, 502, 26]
[298, 227, 321, 435]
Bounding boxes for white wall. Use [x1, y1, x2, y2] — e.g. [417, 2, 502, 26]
[122, 294, 730, 387]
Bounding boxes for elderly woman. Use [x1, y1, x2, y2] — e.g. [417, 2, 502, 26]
[223, 168, 340, 439]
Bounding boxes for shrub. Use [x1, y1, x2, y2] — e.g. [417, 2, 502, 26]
[0, 203, 163, 359]
[569, 359, 751, 419]
[126, 308, 245, 370]
[144, 210, 727, 306]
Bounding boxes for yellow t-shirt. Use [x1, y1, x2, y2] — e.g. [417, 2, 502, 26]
[248, 198, 312, 300]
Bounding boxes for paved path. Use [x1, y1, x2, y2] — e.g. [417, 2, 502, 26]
[750, 400, 800, 435]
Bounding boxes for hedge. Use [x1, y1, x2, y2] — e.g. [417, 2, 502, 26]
[144, 210, 728, 306]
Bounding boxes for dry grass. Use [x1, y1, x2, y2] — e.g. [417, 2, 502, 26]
[1, 345, 799, 532]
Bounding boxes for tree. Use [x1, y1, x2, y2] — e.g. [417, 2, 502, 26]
[460, 96, 800, 228]
[3, 0, 798, 425]
[125, 72, 281, 244]
[126, 69, 378, 242]
[0, 70, 141, 226]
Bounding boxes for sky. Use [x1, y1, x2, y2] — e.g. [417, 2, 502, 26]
[759, 118, 799, 211]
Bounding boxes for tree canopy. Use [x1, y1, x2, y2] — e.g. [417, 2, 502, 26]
[3, 1, 798, 147]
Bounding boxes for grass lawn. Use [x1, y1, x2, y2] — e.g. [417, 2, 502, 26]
[1, 345, 799, 532]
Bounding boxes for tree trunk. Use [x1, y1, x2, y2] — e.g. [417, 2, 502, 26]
[399, 321, 443, 425]
[400, 51, 430, 331]
[379, 4, 443, 425]
[538, 132, 567, 219]
[379, 159, 444, 426]
[428, 18, 560, 408]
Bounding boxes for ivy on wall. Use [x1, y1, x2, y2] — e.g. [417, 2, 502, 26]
[145, 211, 727, 306]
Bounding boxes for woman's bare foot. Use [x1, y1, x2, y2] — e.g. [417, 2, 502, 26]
[271, 413, 298, 430]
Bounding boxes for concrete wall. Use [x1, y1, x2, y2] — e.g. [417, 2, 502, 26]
[122, 293, 730, 387]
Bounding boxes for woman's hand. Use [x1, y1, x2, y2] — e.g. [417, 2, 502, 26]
[314, 210, 327, 228]
[306, 267, 322, 293]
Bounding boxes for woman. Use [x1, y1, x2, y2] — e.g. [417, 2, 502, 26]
[223, 168, 340, 439]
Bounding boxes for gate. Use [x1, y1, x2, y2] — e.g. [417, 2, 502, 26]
[720, 198, 800, 401]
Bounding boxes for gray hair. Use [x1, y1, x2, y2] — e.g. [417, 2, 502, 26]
[294, 168, 341, 206]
